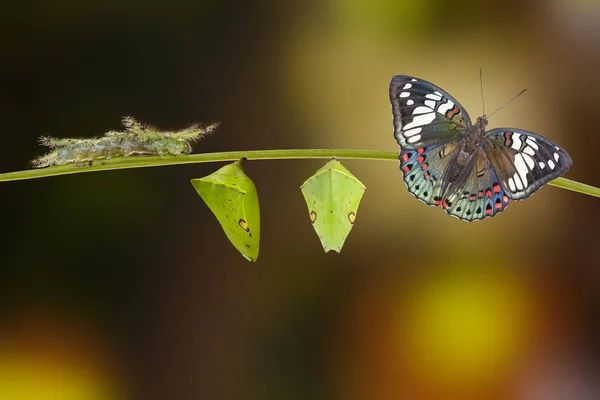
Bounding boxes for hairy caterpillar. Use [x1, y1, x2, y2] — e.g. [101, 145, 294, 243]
[32, 116, 218, 168]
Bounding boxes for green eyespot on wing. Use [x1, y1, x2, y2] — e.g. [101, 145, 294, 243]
[191, 160, 260, 262]
[300, 159, 366, 253]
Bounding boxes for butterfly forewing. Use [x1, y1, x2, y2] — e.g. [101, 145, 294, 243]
[483, 129, 573, 200]
[390, 75, 471, 149]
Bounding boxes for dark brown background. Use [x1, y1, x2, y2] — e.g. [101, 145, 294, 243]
[0, 1, 599, 399]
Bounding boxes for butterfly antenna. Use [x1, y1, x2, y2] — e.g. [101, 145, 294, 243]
[479, 68, 485, 116]
[488, 88, 527, 119]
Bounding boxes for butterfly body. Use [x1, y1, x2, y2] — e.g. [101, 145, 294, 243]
[437, 116, 487, 197]
[390, 75, 572, 221]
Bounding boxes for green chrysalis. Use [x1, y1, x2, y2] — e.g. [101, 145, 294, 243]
[300, 159, 366, 253]
[191, 159, 260, 262]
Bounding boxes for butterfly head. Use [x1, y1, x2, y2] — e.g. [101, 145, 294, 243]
[475, 115, 489, 130]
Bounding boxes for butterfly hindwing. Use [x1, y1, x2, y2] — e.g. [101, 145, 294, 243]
[399, 141, 461, 207]
[390, 75, 471, 149]
[442, 150, 510, 221]
[483, 128, 573, 200]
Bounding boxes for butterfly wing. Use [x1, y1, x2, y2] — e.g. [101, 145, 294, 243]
[399, 141, 462, 207]
[390, 75, 471, 149]
[441, 149, 510, 221]
[483, 129, 573, 200]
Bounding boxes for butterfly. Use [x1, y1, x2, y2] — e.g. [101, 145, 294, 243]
[389, 75, 572, 221]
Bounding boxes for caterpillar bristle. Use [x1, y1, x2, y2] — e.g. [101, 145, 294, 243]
[121, 116, 141, 130]
[39, 136, 58, 147]
[172, 122, 219, 141]
[32, 151, 60, 167]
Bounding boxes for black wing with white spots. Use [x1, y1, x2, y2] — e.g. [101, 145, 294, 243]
[483, 128, 573, 200]
[390, 75, 471, 149]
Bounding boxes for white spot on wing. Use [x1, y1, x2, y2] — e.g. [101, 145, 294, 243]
[424, 100, 436, 109]
[527, 139, 539, 150]
[403, 83, 412, 90]
[548, 160, 555, 169]
[411, 79, 417, 82]
[554, 152, 559, 162]
[539, 162, 545, 169]
[511, 133, 522, 150]
[400, 92, 410, 98]
[437, 101, 455, 114]
[514, 154, 529, 187]
[425, 93, 442, 101]
[407, 135, 421, 143]
[412, 106, 431, 115]
[407, 100, 414, 105]
[522, 153, 535, 170]
[403, 113, 436, 130]
[523, 146, 535, 156]
[404, 127, 422, 137]
[513, 173, 524, 190]
[508, 177, 516, 191]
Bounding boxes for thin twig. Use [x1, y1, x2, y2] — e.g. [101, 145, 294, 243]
[0, 149, 597, 198]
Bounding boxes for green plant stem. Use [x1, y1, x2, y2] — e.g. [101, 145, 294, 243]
[0, 149, 598, 198]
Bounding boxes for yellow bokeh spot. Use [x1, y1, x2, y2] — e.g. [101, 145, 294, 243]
[0, 351, 120, 400]
[397, 263, 535, 386]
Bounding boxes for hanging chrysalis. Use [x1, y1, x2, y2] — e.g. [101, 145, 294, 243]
[300, 159, 366, 253]
[191, 159, 260, 262]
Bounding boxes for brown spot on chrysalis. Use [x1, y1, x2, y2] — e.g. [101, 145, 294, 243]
[348, 211, 356, 224]
[310, 211, 317, 223]
[238, 218, 250, 232]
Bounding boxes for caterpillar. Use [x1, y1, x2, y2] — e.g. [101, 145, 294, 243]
[32, 116, 218, 168]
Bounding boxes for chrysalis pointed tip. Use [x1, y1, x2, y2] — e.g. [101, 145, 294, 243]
[241, 254, 258, 262]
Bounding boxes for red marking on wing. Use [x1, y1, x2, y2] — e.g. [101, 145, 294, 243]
[442, 200, 448, 208]
[424, 171, 430, 179]
[403, 165, 410, 173]
[402, 153, 409, 162]
[478, 191, 484, 198]
[493, 184, 501, 193]
[495, 202, 502, 210]
[446, 106, 460, 119]
[435, 199, 441, 205]
[469, 195, 476, 201]
[421, 163, 428, 170]
[485, 189, 492, 198]
[486, 208, 493, 215]
[503, 195, 509, 203]
[417, 156, 425, 164]
[417, 147, 425, 154]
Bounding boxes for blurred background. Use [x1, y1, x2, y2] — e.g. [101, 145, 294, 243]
[1, 0, 599, 399]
